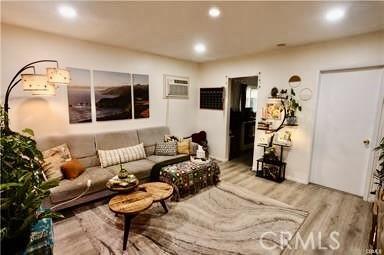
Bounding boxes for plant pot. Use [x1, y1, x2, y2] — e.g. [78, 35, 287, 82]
[1, 228, 31, 255]
[286, 116, 297, 125]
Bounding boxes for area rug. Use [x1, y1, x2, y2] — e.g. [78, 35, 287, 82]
[73, 182, 308, 255]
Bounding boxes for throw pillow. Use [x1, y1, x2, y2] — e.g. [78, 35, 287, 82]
[61, 159, 85, 179]
[42, 144, 72, 181]
[98, 143, 147, 168]
[155, 140, 177, 156]
[190, 141, 199, 155]
[177, 139, 190, 154]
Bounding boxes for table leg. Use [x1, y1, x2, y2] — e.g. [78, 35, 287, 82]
[123, 215, 133, 251]
[160, 200, 168, 213]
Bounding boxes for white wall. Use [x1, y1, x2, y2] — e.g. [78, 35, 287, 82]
[1, 24, 199, 138]
[2, 24, 384, 185]
[197, 31, 384, 183]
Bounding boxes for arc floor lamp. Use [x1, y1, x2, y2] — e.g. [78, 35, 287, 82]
[3, 60, 70, 131]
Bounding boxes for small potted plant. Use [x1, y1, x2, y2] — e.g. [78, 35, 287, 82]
[283, 88, 302, 125]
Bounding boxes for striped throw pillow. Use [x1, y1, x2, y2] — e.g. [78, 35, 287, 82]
[98, 143, 147, 168]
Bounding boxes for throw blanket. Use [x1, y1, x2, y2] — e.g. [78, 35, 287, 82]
[160, 160, 220, 201]
[150, 155, 190, 181]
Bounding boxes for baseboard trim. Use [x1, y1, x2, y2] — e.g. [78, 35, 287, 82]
[285, 175, 308, 184]
[210, 155, 228, 162]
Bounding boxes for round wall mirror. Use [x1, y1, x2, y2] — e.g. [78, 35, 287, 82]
[289, 75, 301, 88]
[299, 88, 312, 101]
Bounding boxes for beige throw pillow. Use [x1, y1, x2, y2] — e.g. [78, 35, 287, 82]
[177, 139, 190, 154]
[42, 144, 72, 181]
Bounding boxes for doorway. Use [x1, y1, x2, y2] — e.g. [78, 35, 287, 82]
[228, 76, 258, 165]
[310, 66, 384, 196]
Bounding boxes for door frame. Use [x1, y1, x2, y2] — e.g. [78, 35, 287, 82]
[309, 65, 384, 201]
[224, 74, 260, 161]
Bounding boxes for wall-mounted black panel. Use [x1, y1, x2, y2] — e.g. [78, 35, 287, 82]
[200, 87, 224, 110]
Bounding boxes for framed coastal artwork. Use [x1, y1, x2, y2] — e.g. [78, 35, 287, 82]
[67, 68, 92, 124]
[132, 74, 149, 119]
[93, 70, 132, 121]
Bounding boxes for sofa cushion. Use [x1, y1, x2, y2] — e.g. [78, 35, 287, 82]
[37, 134, 98, 168]
[95, 130, 139, 150]
[137, 126, 170, 156]
[49, 167, 114, 204]
[105, 159, 155, 180]
[147, 154, 189, 163]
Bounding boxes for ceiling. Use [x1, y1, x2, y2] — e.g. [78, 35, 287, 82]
[2, 1, 384, 63]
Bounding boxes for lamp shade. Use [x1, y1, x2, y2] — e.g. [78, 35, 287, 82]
[47, 68, 70, 84]
[21, 74, 49, 91]
[31, 83, 56, 96]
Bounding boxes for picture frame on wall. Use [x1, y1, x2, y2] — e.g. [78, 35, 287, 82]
[132, 74, 150, 119]
[93, 70, 133, 121]
[67, 68, 92, 124]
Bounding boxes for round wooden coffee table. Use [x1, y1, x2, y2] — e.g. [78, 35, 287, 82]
[138, 182, 173, 213]
[109, 191, 153, 251]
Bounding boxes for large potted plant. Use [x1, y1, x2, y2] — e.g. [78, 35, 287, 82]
[0, 107, 60, 254]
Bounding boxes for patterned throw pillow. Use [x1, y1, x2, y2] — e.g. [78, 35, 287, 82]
[42, 144, 72, 181]
[98, 143, 147, 168]
[155, 140, 177, 156]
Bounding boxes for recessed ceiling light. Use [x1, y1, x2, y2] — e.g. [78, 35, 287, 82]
[209, 7, 221, 18]
[58, 5, 77, 19]
[194, 43, 206, 54]
[325, 8, 345, 22]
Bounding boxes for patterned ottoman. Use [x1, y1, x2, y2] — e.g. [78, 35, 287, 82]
[159, 160, 220, 201]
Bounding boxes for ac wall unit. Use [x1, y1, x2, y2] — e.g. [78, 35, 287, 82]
[164, 74, 189, 99]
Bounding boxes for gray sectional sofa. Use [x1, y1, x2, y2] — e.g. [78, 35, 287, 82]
[37, 126, 187, 210]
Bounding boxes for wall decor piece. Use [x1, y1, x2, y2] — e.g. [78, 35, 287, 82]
[299, 88, 313, 101]
[133, 74, 150, 119]
[289, 75, 302, 88]
[200, 87, 224, 110]
[67, 68, 92, 123]
[264, 103, 282, 120]
[94, 70, 132, 121]
[275, 130, 292, 146]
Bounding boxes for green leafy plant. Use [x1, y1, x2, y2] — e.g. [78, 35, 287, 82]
[0, 106, 61, 249]
[374, 137, 384, 190]
[287, 88, 302, 117]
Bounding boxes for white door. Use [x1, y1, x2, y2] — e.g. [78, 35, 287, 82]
[310, 67, 383, 196]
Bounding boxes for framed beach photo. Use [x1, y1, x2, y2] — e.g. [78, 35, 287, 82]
[67, 68, 92, 124]
[93, 70, 133, 121]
